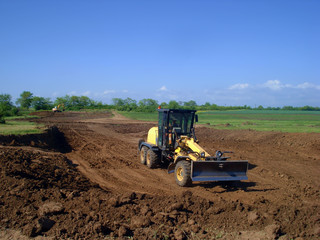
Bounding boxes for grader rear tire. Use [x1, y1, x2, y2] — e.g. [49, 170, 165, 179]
[140, 146, 148, 165]
[175, 160, 192, 187]
[146, 149, 159, 169]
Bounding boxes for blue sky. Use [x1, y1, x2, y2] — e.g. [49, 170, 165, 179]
[1, 0, 319, 107]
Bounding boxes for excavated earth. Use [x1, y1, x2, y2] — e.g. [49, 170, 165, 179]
[0, 111, 319, 239]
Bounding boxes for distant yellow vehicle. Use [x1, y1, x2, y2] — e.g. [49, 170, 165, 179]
[52, 104, 65, 112]
[138, 108, 248, 187]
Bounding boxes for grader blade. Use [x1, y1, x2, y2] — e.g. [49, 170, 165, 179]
[191, 161, 248, 182]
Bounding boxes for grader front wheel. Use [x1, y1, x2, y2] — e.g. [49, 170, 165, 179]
[175, 160, 192, 187]
[146, 149, 159, 168]
[140, 146, 148, 165]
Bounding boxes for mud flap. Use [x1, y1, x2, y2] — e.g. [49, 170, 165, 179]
[191, 160, 248, 182]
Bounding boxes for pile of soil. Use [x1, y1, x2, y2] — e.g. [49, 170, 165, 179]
[0, 111, 319, 239]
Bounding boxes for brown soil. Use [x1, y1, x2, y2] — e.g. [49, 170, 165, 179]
[0, 111, 319, 239]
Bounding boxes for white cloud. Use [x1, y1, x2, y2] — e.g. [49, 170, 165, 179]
[103, 89, 129, 95]
[52, 92, 59, 97]
[68, 91, 77, 95]
[228, 80, 320, 92]
[159, 86, 168, 91]
[204, 79, 319, 107]
[297, 82, 312, 89]
[229, 83, 249, 90]
[262, 80, 320, 91]
[296, 82, 320, 90]
[263, 80, 283, 90]
[82, 91, 91, 96]
[103, 90, 116, 95]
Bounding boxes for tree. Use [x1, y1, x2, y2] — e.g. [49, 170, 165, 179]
[0, 94, 12, 123]
[79, 96, 92, 108]
[168, 100, 180, 109]
[31, 97, 53, 110]
[123, 97, 137, 106]
[183, 100, 197, 110]
[0, 94, 13, 114]
[54, 95, 101, 110]
[55, 95, 70, 109]
[200, 102, 211, 110]
[138, 98, 158, 112]
[69, 96, 81, 109]
[0, 93, 17, 116]
[243, 105, 251, 110]
[112, 98, 125, 107]
[282, 106, 295, 110]
[123, 98, 137, 111]
[300, 105, 319, 111]
[160, 102, 168, 108]
[16, 91, 33, 109]
[112, 98, 134, 111]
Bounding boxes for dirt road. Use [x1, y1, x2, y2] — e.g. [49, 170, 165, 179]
[0, 111, 319, 239]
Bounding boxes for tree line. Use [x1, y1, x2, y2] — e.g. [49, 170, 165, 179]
[0, 91, 105, 123]
[111, 98, 320, 112]
[1, 91, 319, 123]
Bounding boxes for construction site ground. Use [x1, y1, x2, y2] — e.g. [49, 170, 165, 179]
[0, 111, 319, 239]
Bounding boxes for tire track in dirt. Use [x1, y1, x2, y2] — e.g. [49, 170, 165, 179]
[65, 124, 184, 195]
[61, 120, 225, 198]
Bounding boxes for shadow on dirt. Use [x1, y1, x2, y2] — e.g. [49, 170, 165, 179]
[47, 126, 72, 153]
[248, 163, 257, 170]
[198, 181, 254, 192]
[198, 181, 278, 193]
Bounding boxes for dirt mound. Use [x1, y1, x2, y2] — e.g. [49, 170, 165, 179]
[0, 146, 99, 238]
[29, 111, 54, 117]
[30, 111, 113, 123]
[1, 111, 319, 239]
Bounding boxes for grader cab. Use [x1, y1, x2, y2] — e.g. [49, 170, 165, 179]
[138, 109, 248, 187]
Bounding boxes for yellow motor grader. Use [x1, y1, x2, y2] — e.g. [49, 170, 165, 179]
[138, 108, 248, 187]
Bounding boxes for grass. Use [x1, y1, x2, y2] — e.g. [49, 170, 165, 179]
[198, 110, 320, 133]
[119, 110, 320, 133]
[120, 111, 158, 121]
[4, 115, 40, 120]
[0, 119, 46, 135]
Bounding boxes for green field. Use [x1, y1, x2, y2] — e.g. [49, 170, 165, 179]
[0, 116, 45, 135]
[120, 110, 320, 133]
[121, 112, 158, 121]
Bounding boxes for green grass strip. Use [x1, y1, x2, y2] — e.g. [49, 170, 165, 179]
[0, 120, 45, 135]
[119, 110, 320, 133]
